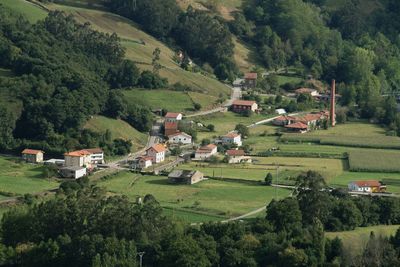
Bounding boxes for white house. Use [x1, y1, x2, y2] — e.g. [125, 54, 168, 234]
[226, 149, 251, 164]
[64, 150, 92, 169]
[222, 132, 242, 147]
[85, 148, 105, 164]
[165, 112, 183, 122]
[60, 166, 87, 179]
[195, 144, 218, 160]
[21, 149, 44, 163]
[348, 180, 386, 193]
[168, 132, 192, 144]
[146, 144, 166, 163]
[132, 156, 153, 169]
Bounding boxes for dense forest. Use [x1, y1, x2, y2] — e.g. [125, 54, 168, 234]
[2, 172, 400, 266]
[0, 6, 162, 155]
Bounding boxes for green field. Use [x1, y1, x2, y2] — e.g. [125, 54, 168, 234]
[84, 116, 148, 152]
[326, 225, 400, 256]
[1, 0, 47, 23]
[348, 150, 400, 173]
[98, 172, 290, 221]
[276, 75, 303, 86]
[0, 157, 59, 197]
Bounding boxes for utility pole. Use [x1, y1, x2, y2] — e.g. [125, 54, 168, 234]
[138, 252, 145, 267]
[275, 164, 279, 199]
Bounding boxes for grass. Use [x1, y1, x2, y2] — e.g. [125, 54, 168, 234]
[0, 156, 59, 196]
[98, 172, 290, 221]
[84, 116, 148, 151]
[326, 225, 400, 256]
[1, 0, 47, 23]
[348, 150, 400, 173]
[276, 75, 303, 86]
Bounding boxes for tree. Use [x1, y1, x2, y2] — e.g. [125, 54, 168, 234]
[206, 124, 215, 132]
[194, 103, 202, 111]
[266, 198, 302, 233]
[235, 124, 249, 137]
[265, 173, 273, 185]
[152, 47, 162, 74]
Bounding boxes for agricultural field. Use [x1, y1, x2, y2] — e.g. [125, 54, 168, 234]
[98, 172, 291, 222]
[348, 150, 400, 173]
[84, 116, 148, 152]
[1, 0, 47, 23]
[326, 224, 400, 256]
[276, 75, 303, 86]
[0, 156, 59, 197]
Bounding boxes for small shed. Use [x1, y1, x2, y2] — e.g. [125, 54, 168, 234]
[21, 149, 44, 163]
[168, 170, 204, 185]
[60, 166, 87, 179]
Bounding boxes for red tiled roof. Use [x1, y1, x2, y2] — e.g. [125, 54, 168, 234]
[232, 100, 256, 106]
[147, 144, 166, 153]
[353, 180, 382, 187]
[165, 112, 182, 119]
[138, 156, 153, 161]
[64, 150, 92, 157]
[22, 149, 43, 155]
[245, 73, 258, 80]
[285, 122, 308, 130]
[168, 132, 191, 138]
[295, 114, 322, 123]
[225, 132, 240, 138]
[85, 148, 103, 154]
[274, 115, 296, 121]
[226, 149, 245, 156]
[197, 144, 217, 152]
[165, 122, 178, 129]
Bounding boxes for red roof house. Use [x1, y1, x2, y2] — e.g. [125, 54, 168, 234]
[231, 100, 258, 113]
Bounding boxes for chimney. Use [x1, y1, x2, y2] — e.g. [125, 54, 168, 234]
[330, 79, 336, 127]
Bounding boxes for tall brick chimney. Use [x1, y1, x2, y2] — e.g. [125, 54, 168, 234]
[330, 79, 336, 127]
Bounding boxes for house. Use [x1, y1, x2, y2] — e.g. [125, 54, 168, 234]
[132, 156, 153, 169]
[294, 113, 325, 129]
[226, 149, 252, 164]
[222, 132, 242, 146]
[231, 100, 258, 113]
[295, 88, 319, 97]
[275, 108, 287, 115]
[165, 112, 183, 122]
[146, 144, 166, 163]
[284, 122, 309, 133]
[64, 150, 92, 169]
[168, 132, 192, 144]
[273, 115, 296, 126]
[164, 121, 179, 136]
[168, 170, 204, 185]
[85, 148, 105, 164]
[244, 73, 257, 89]
[21, 149, 44, 163]
[233, 78, 244, 87]
[195, 144, 218, 160]
[60, 166, 87, 179]
[348, 180, 387, 193]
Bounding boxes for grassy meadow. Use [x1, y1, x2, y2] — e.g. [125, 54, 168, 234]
[1, 0, 47, 23]
[0, 156, 59, 197]
[348, 150, 400, 173]
[98, 172, 291, 221]
[84, 116, 148, 151]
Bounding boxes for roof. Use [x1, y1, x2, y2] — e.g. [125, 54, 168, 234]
[165, 122, 178, 130]
[295, 88, 317, 94]
[197, 144, 217, 152]
[224, 132, 240, 138]
[232, 100, 256, 106]
[147, 144, 166, 153]
[165, 112, 182, 119]
[274, 115, 296, 121]
[352, 180, 382, 187]
[22, 149, 43, 155]
[85, 148, 103, 154]
[245, 73, 258, 80]
[226, 149, 245, 156]
[169, 170, 202, 179]
[284, 122, 308, 130]
[137, 156, 153, 161]
[295, 114, 323, 123]
[168, 132, 191, 138]
[64, 150, 92, 157]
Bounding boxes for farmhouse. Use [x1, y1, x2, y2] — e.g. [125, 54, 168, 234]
[273, 115, 296, 126]
[226, 149, 251, 164]
[165, 112, 182, 122]
[348, 180, 387, 193]
[164, 121, 179, 136]
[21, 149, 44, 163]
[85, 148, 105, 164]
[168, 132, 192, 144]
[146, 144, 166, 163]
[132, 156, 153, 169]
[60, 166, 87, 179]
[244, 72, 257, 89]
[64, 150, 93, 169]
[168, 170, 204, 184]
[284, 122, 309, 133]
[222, 132, 242, 146]
[295, 88, 319, 97]
[195, 144, 218, 160]
[231, 100, 258, 113]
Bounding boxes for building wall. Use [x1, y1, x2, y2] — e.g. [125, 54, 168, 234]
[23, 153, 43, 163]
[190, 172, 204, 184]
[147, 149, 165, 163]
[65, 156, 83, 167]
[171, 135, 192, 144]
[90, 153, 104, 164]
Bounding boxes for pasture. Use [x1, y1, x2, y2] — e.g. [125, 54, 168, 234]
[0, 156, 59, 197]
[2, 0, 47, 23]
[348, 150, 400, 173]
[98, 172, 291, 221]
[84, 116, 148, 152]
